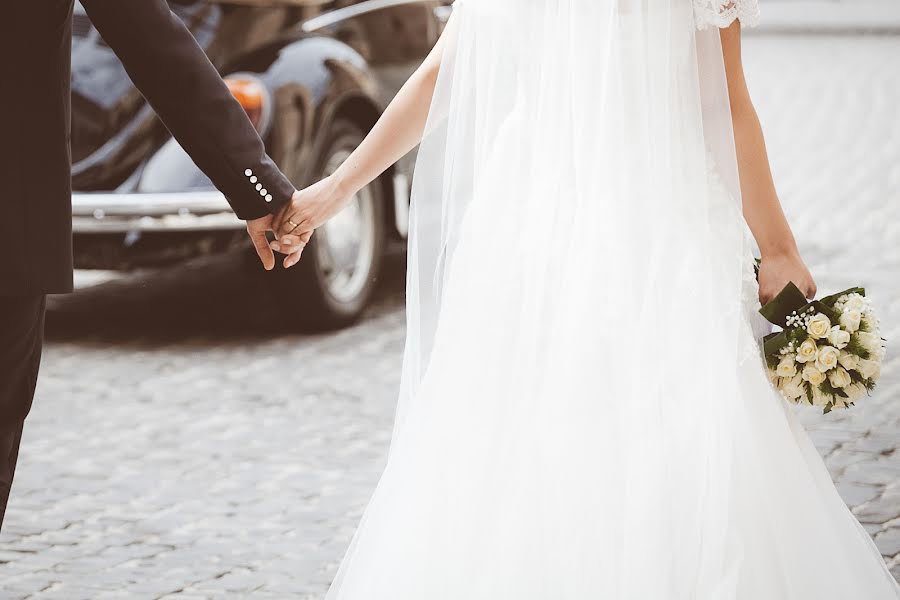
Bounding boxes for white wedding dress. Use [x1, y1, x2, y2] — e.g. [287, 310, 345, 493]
[325, 1, 900, 598]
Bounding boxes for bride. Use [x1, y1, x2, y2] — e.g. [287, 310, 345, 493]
[271, 0, 899, 597]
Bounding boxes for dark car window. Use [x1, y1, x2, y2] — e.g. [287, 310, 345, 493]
[70, 1, 221, 165]
[71, 1, 218, 110]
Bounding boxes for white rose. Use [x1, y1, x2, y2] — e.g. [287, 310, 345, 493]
[855, 331, 883, 355]
[844, 294, 865, 313]
[838, 351, 860, 371]
[856, 358, 881, 381]
[828, 367, 852, 389]
[860, 315, 876, 331]
[806, 313, 831, 339]
[780, 374, 806, 401]
[844, 382, 867, 403]
[810, 385, 832, 408]
[795, 338, 818, 363]
[815, 345, 840, 372]
[801, 363, 826, 385]
[839, 310, 862, 333]
[775, 355, 798, 378]
[826, 326, 850, 349]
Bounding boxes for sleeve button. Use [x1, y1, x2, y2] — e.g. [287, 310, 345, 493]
[244, 169, 253, 177]
[255, 183, 262, 191]
[265, 194, 273, 202]
[260, 189, 268, 196]
[250, 176, 258, 183]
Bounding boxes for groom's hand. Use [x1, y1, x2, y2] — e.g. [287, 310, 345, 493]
[246, 215, 276, 271]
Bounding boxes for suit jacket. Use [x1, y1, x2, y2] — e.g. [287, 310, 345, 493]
[0, 0, 295, 295]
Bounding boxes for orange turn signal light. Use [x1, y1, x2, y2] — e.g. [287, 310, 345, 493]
[225, 76, 269, 133]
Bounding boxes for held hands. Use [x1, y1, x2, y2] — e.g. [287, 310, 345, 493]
[269, 174, 354, 268]
[246, 213, 312, 270]
[757, 251, 817, 305]
[244, 174, 351, 270]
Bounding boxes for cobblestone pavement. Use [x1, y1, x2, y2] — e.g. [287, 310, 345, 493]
[1, 34, 899, 598]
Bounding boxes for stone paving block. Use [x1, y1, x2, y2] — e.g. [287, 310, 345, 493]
[854, 498, 900, 526]
[27, 583, 99, 600]
[0, 573, 61, 597]
[842, 459, 900, 487]
[838, 482, 884, 507]
[825, 449, 880, 472]
[875, 529, 900, 560]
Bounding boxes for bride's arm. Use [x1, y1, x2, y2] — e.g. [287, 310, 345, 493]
[720, 23, 817, 303]
[270, 15, 458, 265]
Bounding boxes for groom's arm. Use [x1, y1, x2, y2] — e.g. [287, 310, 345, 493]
[80, 0, 294, 221]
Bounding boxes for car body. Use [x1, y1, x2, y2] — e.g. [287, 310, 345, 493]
[70, 0, 452, 327]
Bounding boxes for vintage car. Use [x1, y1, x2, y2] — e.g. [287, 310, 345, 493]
[71, 0, 452, 328]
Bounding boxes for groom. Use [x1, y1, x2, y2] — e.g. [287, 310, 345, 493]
[0, 0, 299, 529]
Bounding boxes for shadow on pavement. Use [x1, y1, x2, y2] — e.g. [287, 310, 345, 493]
[45, 247, 407, 345]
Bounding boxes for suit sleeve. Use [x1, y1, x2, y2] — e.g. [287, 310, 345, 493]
[80, 0, 294, 220]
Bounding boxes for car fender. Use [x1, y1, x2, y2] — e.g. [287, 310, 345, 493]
[223, 33, 385, 189]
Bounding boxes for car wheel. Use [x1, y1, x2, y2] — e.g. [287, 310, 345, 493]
[269, 119, 386, 330]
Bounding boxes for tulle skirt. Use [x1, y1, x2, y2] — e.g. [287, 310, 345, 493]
[324, 1, 899, 597]
[323, 173, 897, 599]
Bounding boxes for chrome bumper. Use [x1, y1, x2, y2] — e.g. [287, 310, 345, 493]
[72, 191, 244, 234]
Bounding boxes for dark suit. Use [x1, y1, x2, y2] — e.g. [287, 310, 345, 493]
[0, 0, 296, 528]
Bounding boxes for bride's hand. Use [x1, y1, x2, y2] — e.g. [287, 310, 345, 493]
[757, 252, 817, 305]
[270, 175, 353, 268]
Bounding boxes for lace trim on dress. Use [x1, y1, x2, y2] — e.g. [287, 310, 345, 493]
[694, 0, 761, 30]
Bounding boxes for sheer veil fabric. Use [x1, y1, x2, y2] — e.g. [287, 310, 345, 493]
[325, 1, 900, 597]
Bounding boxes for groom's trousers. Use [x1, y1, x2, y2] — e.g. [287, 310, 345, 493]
[0, 294, 46, 531]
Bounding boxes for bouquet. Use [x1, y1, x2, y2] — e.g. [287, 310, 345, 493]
[757, 279, 886, 413]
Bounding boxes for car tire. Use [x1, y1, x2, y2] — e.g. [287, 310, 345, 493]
[267, 119, 387, 331]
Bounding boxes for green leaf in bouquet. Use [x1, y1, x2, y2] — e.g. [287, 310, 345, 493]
[848, 369, 867, 384]
[762, 331, 790, 365]
[844, 338, 871, 360]
[803, 381, 814, 405]
[820, 380, 850, 403]
[819, 286, 866, 308]
[807, 300, 838, 323]
[759, 282, 809, 327]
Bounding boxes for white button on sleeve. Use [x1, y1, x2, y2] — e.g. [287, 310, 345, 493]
[265, 194, 273, 202]
[250, 176, 258, 183]
[256, 183, 263, 191]
[244, 169, 253, 177]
